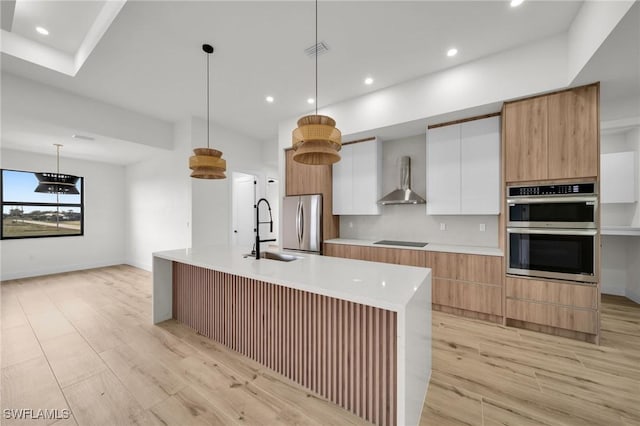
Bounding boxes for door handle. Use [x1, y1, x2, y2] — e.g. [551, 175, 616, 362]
[296, 201, 302, 246]
[300, 202, 304, 244]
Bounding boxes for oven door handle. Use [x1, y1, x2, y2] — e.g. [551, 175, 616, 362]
[507, 196, 597, 205]
[507, 227, 597, 236]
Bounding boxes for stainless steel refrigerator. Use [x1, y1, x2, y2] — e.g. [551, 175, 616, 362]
[283, 194, 322, 253]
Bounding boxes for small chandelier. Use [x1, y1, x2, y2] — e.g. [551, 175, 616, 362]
[189, 44, 226, 179]
[292, 0, 341, 165]
[34, 144, 80, 194]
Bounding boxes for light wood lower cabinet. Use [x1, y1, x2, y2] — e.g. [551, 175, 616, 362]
[506, 277, 597, 309]
[505, 299, 597, 335]
[433, 279, 502, 316]
[505, 276, 599, 338]
[324, 243, 504, 321]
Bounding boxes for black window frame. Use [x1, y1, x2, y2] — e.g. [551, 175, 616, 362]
[1, 168, 85, 240]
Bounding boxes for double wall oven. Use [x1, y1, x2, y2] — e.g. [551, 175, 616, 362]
[507, 183, 598, 283]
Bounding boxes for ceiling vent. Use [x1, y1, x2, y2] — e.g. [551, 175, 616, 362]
[71, 134, 95, 141]
[304, 41, 330, 58]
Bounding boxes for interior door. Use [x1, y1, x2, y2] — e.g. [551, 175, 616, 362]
[232, 173, 256, 248]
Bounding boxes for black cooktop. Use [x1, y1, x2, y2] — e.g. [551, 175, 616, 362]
[373, 240, 428, 248]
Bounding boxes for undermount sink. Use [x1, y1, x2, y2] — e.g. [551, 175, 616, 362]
[243, 252, 299, 262]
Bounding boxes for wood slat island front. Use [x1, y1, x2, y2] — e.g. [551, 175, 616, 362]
[152, 246, 431, 426]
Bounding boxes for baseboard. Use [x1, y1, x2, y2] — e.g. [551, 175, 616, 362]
[1, 259, 126, 281]
[125, 260, 152, 272]
[626, 287, 640, 304]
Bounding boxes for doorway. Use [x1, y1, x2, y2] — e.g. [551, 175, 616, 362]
[231, 172, 256, 248]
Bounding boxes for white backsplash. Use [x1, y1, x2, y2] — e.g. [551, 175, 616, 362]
[338, 134, 500, 247]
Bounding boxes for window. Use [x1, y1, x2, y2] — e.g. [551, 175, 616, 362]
[1, 169, 84, 239]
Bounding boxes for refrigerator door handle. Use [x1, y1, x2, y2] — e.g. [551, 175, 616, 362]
[296, 200, 302, 247]
[300, 202, 304, 244]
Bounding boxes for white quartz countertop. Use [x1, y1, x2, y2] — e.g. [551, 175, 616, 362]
[153, 245, 430, 311]
[325, 238, 504, 257]
[601, 226, 640, 236]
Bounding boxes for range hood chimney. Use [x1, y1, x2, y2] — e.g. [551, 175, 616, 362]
[378, 156, 426, 205]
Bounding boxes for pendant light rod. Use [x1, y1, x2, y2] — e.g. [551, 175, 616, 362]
[203, 44, 214, 149]
[54, 143, 63, 174]
[315, 0, 318, 115]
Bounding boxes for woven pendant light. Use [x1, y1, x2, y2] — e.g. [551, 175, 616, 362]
[291, 0, 341, 165]
[34, 144, 80, 194]
[189, 44, 226, 179]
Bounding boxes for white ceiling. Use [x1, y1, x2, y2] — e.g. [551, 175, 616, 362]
[1, 0, 584, 144]
[11, 0, 107, 54]
[1, 114, 166, 165]
[574, 2, 640, 106]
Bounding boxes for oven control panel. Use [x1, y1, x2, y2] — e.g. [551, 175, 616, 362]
[508, 183, 596, 197]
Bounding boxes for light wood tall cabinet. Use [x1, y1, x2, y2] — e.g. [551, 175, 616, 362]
[502, 83, 601, 343]
[547, 85, 599, 180]
[504, 83, 599, 183]
[285, 149, 339, 243]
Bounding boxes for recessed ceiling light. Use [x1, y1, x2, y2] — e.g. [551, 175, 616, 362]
[510, 0, 524, 7]
[307, 98, 315, 104]
[447, 48, 458, 57]
[364, 77, 374, 85]
[265, 96, 274, 103]
[36, 26, 49, 36]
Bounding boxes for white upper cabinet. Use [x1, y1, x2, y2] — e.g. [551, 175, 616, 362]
[426, 124, 460, 214]
[332, 138, 382, 215]
[427, 116, 501, 215]
[601, 151, 636, 204]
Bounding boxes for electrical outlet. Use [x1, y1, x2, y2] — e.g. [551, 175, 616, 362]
[439, 223, 446, 231]
[479, 223, 486, 232]
[349, 221, 354, 229]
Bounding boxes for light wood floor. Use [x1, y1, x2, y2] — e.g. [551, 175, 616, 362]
[1, 266, 639, 426]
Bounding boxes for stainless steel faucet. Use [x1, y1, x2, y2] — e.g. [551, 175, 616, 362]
[255, 198, 276, 259]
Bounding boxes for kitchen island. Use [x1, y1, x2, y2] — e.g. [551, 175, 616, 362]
[152, 245, 431, 426]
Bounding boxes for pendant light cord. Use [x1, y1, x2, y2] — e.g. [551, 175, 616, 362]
[315, 0, 318, 116]
[206, 50, 210, 149]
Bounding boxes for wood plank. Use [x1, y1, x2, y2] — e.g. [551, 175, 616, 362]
[39, 332, 106, 388]
[99, 344, 186, 409]
[63, 370, 156, 425]
[27, 310, 76, 342]
[1, 356, 70, 426]
[147, 386, 233, 425]
[506, 277, 598, 309]
[1, 324, 43, 368]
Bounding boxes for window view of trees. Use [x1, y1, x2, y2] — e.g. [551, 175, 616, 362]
[1, 169, 83, 239]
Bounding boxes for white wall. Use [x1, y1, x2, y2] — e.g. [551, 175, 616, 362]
[627, 238, 640, 303]
[600, 123, 640, 301]
[190, 117, 276, 251]
[124, 120, 192, 270]
[1, 148, 126, 280]
[339, 135, 498, 247]
[601, 126, 640, 227]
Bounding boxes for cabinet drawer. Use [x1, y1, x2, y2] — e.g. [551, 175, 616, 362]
[433, 279, 502, 316]
[427, 252, 502, 285]
[506, 277, 597, 309]
[506, 299, 597, 334]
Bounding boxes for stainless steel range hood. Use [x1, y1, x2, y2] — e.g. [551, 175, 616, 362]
[378, 156, 426, 205]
